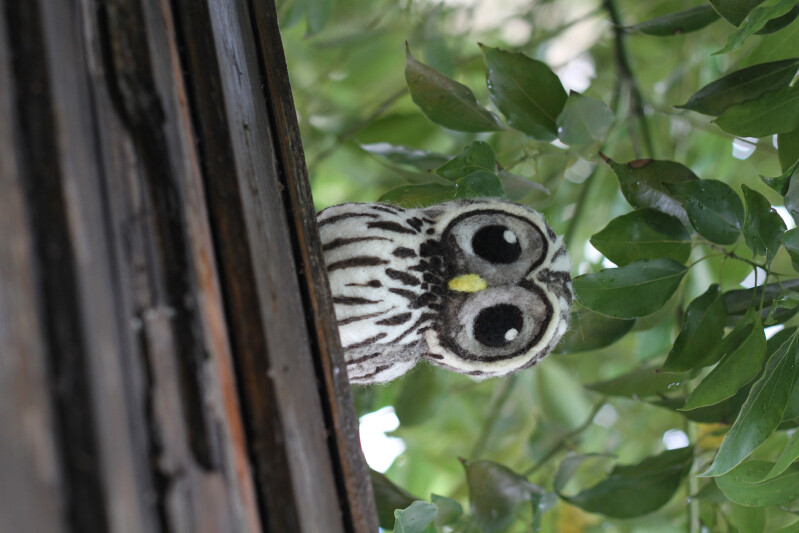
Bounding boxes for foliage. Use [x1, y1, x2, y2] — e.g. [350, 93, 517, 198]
[280, 0, 799, 530]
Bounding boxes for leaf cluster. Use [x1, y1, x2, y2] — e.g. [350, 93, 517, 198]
[280, 0, 799, 531]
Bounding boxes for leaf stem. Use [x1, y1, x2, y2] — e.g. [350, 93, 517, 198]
[521, 398, 606, 477]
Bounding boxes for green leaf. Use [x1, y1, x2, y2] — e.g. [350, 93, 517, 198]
[554, 454, 614, 493]
[759, 4, 799, 33]
[701, 333, 799, 476]
[761, 158, 799, 195]
[380, 183, 457, 207]
[555, 304, 636, 353]
[589, 209, 691, 266]
[431, 494, 463, 528]
[761, 428, 799, 480]
[300, 0, 333, 35]
[716, 0, 799, 54]
[774, 521, 799, 533]
[587, 365, 691, 397]
[779, 126, 799, 171]
[395, 365, 442, 426]
[669, 179, 744, 244]
[765, 290, 799, 324]
[561, 447, 694, 518]
[574, 258, 688, 319]
[481, 44, 567, 140]
[405, 45, 503, 132]
[462, 459, 540, 533]
[657, 389, 749, 424]
[394, 501, 438, 533]
[725, 280, 799, 324]
[370, 470, 418, 529]
[729, 504, 766, 533]
[715, 85, 799, 137]
[679, 58, 799, 118]
[678, 58, 799, 116]
[435, 141, 497, 180]
[556, 93, 613, 146]
[782, 228, 799, 271]
[743, 10, 799, 65]
[742, 184, 787, 264]
[454, 171, 505, 199]
[628, 5, 720, 36]
[784, 163, 799, 224]
[709, 0, 764, 26]
[607, 157, 699, 226]
[681, 320, 766, 410]
[360, 143, 450, 170]
[497, 170, 550, 202]
[662, 284, 728, 371]
[716, 461, 799, 506]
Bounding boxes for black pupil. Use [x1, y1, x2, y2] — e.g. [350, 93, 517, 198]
[473, 304, 524, 347]
[472, 225, 521, 264]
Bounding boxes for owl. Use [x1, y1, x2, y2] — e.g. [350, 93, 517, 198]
[317, 198, 572, 384]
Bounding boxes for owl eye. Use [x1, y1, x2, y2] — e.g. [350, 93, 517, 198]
[443, 210, 548, 285]
[472, 225, 521, 264]
[473, 304, 523, 347]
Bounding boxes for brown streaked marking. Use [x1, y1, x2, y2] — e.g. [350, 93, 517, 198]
[344, 332, 388, 350]
[338, 308, 392, 326]
[388, 288, 417, 302]
[355, 364, 391, 381]
[322, 236, 392, 251]
[345, 352, 382, 365]
[345, 280, 382, 288]
[406, 217, 423, 231]
[375, 312, 413, 326]
[393, 313, 436, 344]
[318, 212, 378, 227]
[385, 269, 421, 287]
[392, 247, 416, 258]
[327, 256, 389, 272]
[367, 221, 417, 235]
[370, 204, 403, 214]
[333, 295, 381, 305]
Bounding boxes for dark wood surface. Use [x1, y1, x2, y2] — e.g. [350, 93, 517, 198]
[0, 0, 377, 531]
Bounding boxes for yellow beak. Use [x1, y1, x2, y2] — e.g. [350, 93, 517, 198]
[448, 274, 488, 293]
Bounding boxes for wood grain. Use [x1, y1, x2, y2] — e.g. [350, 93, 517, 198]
[0, 0, 375, 530]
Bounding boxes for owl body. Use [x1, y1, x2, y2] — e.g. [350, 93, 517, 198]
[318, 199, 572, 384]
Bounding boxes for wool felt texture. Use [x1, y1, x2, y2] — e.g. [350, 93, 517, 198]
[318, 198, 572, 384]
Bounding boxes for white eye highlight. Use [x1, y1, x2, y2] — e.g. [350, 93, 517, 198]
[504, 328, 519, 342]
[503, 230, 517, 244]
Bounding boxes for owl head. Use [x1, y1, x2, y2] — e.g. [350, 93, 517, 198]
[319, 198, 572, 384]
[420, 199, 572, 379]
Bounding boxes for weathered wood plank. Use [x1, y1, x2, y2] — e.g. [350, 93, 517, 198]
[86, 0, 263, 530]
[171, 0, 349, 530]
[247, 2, 380, 531]
[0, 5, 66, 531]
[1, 0, 375, 530]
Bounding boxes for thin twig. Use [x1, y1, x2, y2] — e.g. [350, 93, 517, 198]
[604, 0, 655, 159]
[308, 86, 408, 170]
[470, 375, 519, 458]
[521, 398, 607, 477]
[563, 168, 599, 249]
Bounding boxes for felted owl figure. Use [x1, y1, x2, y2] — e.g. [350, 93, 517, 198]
[317, 198, 572, 384]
